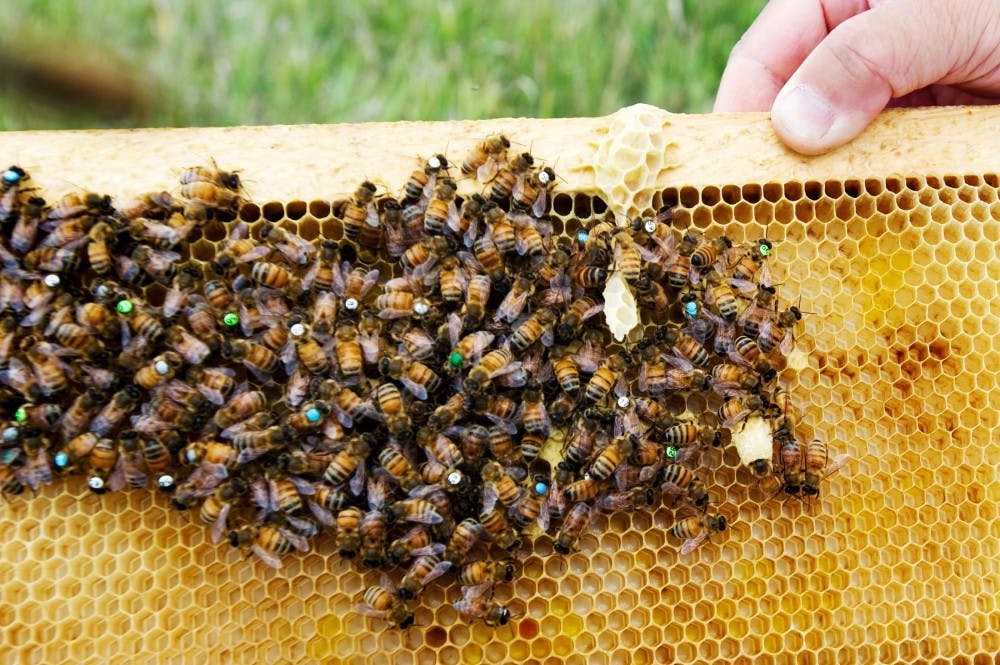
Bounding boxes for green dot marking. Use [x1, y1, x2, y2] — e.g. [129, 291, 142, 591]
[14, 407, 26, 422]
[448, 352, 464, 367]
[223, 313, 239, 327]
[665, 445, 679, 459]
[116, 300, 133, 315]
[759, 243, 771, 256]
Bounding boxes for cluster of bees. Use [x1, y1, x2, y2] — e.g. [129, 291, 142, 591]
[0, 136, 846, 630]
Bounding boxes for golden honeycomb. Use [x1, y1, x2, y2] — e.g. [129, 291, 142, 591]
[3, 105, 1000, 664]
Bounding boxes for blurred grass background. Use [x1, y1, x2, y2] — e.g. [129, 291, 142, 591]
[0, 0, 764, 130]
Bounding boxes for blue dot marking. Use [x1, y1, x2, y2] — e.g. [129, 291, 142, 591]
[2, 169, 21, 185]
[576, 230, 589, 243]
[684, 301, 698, 317]
[55, 452, 69, 467]
[534, 481, 548, 495]
[305, 407, 321, 423]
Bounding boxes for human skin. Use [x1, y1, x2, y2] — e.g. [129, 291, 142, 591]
[714, 0, 1000, 155]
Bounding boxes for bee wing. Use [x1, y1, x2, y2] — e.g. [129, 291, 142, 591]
[481, 482, 499, 513]
[484, 413, 517, 435]
[660, 481, 686, 499]
[779, 328, 795, 356]
[729, 278, 758, 295]
[349, 459, 367, 496]
[759, 260, 774, 288]
[308, 501, 335, 527]
[824, 453, 852, 477]
[210, 503, 231, 544]
[251, 544, 284, 569]
[359, 331, 381, 365]
[445, 201, 462, 234]
[367, 475, 389, 510]
[722, 407, 751, 429]
[424, 560, 453, 586]
[680, 532, 710, 556]
[536, 505, 551, 532]
[278, 527, 311, 552]
[250, 479, 271, 511]
[411, 543, 446, 558]
[400, 376, 428, 401]
[532, 189, 549, 218]
[365, 203, 379, 228]
[354, 603, 387, 619]
[477, 159, 501, 184]
[108, 454, 127, 493]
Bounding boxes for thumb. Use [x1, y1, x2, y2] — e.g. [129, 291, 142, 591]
[770, 0, 975, 155]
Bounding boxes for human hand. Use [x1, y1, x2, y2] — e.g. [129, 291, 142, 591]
[714, 0, 1000, 155]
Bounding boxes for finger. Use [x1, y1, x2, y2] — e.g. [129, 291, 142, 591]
[713, 0, 871, 112]
[770, 0, 1000, 154]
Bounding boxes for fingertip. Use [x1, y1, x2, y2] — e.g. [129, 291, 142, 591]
[770, 84, 873, 155]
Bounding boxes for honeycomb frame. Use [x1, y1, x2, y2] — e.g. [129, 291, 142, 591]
[2, 105, 1000, 664]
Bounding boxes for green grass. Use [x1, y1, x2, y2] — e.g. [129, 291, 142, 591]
[1, 0, 764, 130]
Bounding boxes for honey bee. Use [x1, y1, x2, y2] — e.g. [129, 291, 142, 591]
[583, 352, 630, 405]
[85, 436, 119, 493]
[489, 152, 534, 203]
[560, 474, 602, 503]
[480, 460, 524, 512]
[729, 334, 764, 369]
[135, 351, 184, 389]
[199, 478, 247, 543]
[385, 497, 443, 526]
[250, 261, 299, 293]
[18, 432, 54, 491]
[342, 182, 379, 242]
[802, 439, 850, 498]
[671, 512, 728, 555]
[374, 291, 434, 320]
[400, 553, 452, 600]
[221, 339, 279, 378]
[775, 425, 804, 498]
[375, 382, 412, 439]
[454, 581, 515, 627]
[356, 580, 415, 629]
[180, 163, 241, 191]
[509, 307, 557, 352]
[229, 524, 309, 569]
[141, 433, 176, 490]
[660, 463, 710, 507]
[286, 321, 330, 375]
[378, 354, 441, 402]
[17, 403, 62, 432]
[589, 435, 634, 481]
[473, 228, 508, 281]
[458, 559, 517, 586]
[757, 303, 805, 355]
[737, 285, 777, 339]
[0, 460, 24, 496]
[88, 385, 141, 437]
[518, 380, 550, 437]
[53, 432, 99, 471]
[702, 269, 740, 322]
[442, 517, 487, 567]
[424, 178, 459, 236]
[47, 191, 113, 222]
[479, 507, 521, 552]
[719, 394, 767, 429]
[1, 165, 35, 223]
[632, 275, 671, 314]
[404, 154, 449, 203]
[657, 325, 711, 367]
[690, 234, 732, 271]
[664, 232, 699, 288]
[553, 502, 593, 554]
[386, 526, 443, 566]
[360, 505, 389, 568]
[375, 446, 422, 491]
[462, 134, 510, 182]
[332, 506, 363, 559]
[569, 265, 608, 289]
[259, 221, 315, 265]
[180, 175, 240, 213]
[323, 436, 370, 495]
[511, 475, 550, 531]
[213, 390, 267, 430]
[611, 230, 642, 283]
[160, 325, 209, 365]
[512, 166, 556, 217]
[662, 422, 721, 451]
[464, 348, 518, 395]
[730, 238, 774, 284]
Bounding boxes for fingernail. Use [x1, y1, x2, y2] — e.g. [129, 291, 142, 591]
[772, 84, 836, 146]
